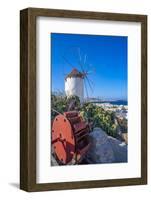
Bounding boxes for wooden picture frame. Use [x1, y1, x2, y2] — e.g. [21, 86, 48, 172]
[20, 7, 147, 192]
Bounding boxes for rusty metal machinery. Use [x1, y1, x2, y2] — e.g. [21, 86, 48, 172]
[52, 111, 91, 165]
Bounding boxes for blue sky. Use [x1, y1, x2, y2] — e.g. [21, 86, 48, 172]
[51, 33, 127, 100]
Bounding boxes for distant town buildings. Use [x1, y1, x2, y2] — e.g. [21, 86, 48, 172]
[94, 103, 128, 120]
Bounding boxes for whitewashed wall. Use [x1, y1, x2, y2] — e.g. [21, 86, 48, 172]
[65, 77, 84, 101]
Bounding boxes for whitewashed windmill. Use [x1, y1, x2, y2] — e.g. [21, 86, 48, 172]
[65, 68, 84, 102]
[63, 48, 94, 102]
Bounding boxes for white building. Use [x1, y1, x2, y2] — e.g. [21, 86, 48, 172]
[65, 68, 84, 102]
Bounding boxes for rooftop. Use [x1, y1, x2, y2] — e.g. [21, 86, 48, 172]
[65, 68, 84, 80]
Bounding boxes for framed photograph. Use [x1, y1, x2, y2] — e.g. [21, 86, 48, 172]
[20, 8, 147, 191]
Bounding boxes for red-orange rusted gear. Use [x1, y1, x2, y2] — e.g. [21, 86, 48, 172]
[52, 111, 90, 164]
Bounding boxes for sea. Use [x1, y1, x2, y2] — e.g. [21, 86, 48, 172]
[92, 100, 128, 106]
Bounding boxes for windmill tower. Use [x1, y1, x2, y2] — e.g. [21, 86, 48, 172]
[65, 68, 84, 102]
[63, 48, 94, 102]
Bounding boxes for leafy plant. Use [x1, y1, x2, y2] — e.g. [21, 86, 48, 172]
[51, 92, 81, 120]
[80, 102, 118, 137]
